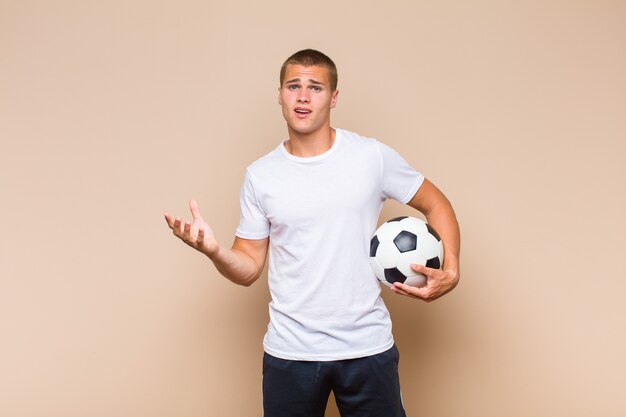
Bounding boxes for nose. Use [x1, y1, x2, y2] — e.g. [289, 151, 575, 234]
[297, 92, 310, 103]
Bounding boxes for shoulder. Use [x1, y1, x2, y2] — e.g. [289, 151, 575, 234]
[336, 128, 382, 152]
[337, 128, 375, 144]
[337, 128, 394, 161]
[245, 143, 283, 174]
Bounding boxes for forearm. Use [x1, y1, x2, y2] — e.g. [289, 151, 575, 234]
[423, 196, 460, 279]
[207, 245, 260, 287]
[393, 180, 461, 301]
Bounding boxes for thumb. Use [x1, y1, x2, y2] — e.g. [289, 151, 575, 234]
[189, 199, 203, 221]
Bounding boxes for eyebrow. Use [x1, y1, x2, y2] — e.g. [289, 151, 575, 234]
[285, 78, 325, 86]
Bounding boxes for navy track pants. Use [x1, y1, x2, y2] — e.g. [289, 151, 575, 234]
[262, 344, 407, 417]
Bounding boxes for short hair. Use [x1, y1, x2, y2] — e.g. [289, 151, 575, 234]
[280, 49, 338, 91]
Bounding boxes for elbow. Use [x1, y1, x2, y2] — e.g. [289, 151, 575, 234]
[217, 267, 259, 287]
[238, 270, 262, 287]
[239, 278, 255, 287]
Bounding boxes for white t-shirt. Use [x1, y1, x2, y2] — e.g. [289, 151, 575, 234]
[236, 128, 424, 361]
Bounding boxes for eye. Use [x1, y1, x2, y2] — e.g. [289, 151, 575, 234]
[288, 84, 300, 91]
[311, 86, 322, 92]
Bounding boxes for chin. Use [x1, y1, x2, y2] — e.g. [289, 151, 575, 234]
[287, 121, 318, 135]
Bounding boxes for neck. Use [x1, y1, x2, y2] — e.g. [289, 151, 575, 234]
[285, 126, 336, 157]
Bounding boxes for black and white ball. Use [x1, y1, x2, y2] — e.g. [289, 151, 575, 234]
[369, 216, 444, 288]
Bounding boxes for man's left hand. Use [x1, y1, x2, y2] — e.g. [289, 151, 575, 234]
[390, 264, 459, 302]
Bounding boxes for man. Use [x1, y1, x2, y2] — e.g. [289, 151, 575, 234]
[164, 49, 460, 417]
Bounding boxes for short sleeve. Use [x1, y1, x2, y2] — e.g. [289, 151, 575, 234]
[377, 141, 425, 204]
[235, 169, 270, 239]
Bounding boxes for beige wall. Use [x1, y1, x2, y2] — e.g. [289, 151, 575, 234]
[2, 1, 625, 416]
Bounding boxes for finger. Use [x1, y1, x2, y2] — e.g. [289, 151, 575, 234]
[410, 285, 438, 302]
[390, 284, 420, 299]
[173, 217, 183, 235]
[393, 282, 428, 299]
[183, 221, 192, 240]
[197, 227, 205, 245]
[189, 199, 203, 221]
[164, 212, 174, 228]
[390, 285, 413, 297]
[392, 282, 414, 294]
[410, 263, 439, 278]
[410, 264, 428, 274]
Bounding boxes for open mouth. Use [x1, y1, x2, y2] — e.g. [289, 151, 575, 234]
[294, 108, 312, 117]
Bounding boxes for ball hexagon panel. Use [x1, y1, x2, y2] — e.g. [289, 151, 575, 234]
[375, 241, 401, 269]
[396, 250, 428, 278]
[417, 233, 441, 259]
[398, 217, 429, 234]
[368, 257, 386, 284]
[404, 275, 427, 288]
[376, 221, 404, 242]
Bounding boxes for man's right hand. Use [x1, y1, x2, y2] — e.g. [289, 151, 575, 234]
[164, 199, 219, 257]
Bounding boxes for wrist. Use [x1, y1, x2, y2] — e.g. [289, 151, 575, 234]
[446, 269, 460, 283]
[205, 243, 221, 260]
[443, 254, 459, 281]
[443, 264, 460, 284]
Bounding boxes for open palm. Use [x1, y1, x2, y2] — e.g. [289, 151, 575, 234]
[164, 199, 218, 256]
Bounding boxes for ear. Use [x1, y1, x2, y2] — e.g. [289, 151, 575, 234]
[330, 89, 339, 109]
[278, 86, 283, 105]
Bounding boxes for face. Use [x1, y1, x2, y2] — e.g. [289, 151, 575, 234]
[278, 64, 339, 136]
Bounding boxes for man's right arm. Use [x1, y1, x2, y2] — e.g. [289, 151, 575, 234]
[210, 236, 269, 287]
[164, 199, 269, 287]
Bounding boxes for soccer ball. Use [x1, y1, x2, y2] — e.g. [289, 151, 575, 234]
[369, 216, 444, 288]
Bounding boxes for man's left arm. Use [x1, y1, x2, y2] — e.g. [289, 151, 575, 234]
[390, 178, 460, 302]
